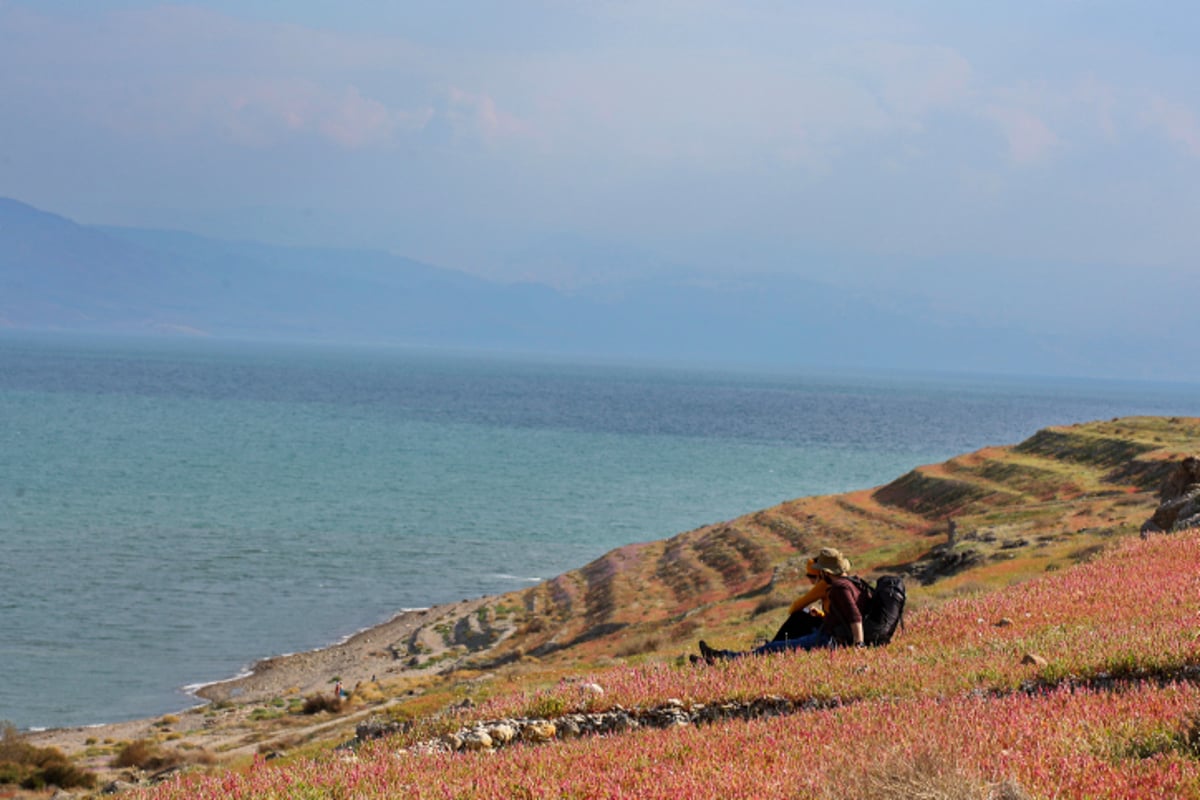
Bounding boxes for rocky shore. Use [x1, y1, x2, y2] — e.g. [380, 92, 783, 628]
[192, 598, 491, 707]
[24, 595, 506, 783]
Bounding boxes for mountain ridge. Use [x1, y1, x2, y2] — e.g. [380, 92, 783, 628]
[2, 196, 1168, 379]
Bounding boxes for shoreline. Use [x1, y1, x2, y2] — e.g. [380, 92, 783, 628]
[196, 596, 493, 706]
[177, 606, 432, 702]
[26, 596, 496, 756]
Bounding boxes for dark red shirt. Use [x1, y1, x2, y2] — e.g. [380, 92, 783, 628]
[821, 576, 865, 639]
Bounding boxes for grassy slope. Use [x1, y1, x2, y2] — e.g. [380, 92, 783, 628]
[468, 416, 1194, 669]
[16, 416, 1200, 796]
[253, 416, 1198, 745]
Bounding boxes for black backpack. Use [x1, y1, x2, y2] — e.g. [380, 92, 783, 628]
[847, 574, 906, 646]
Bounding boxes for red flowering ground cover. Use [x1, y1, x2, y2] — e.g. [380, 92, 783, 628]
[141, 530, 1200, 800]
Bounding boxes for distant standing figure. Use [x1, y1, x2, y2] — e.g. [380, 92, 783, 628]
[948, 518, 958, 546]
[334, 681, 343, 701]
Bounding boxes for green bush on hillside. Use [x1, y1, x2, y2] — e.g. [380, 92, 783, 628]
[0, 721, 96, 790]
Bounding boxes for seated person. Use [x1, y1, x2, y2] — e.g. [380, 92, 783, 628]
[696, 547, 867, 662]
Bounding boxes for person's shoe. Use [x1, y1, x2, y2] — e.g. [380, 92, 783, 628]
[698, 640, 726, 663]
[688, 653, 704, 666]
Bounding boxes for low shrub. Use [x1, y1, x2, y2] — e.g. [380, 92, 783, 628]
[354, 682, 386, 703]
[249, 708, 285, 722]
[846, 750, 1029, 800]
[300, 694, 343, 715]
[112, 739, 183, 771]
[523, 692, 566, 719]
[112, 738, 214, 772]
[0, 722, 96, 790]
[29, 759, 95, 791]
[615, 636, 661, 658]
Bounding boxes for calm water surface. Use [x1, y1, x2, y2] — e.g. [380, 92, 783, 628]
[1, 335, 1196, 728]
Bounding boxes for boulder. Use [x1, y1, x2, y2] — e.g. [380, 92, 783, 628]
[521, 721, 557, 743]
[555, 716, 582, 739]
[356, 716, 410, 742]
[485, 723, 516, 744]
[460, 729, 493, 751]
[1143, 456, 1200, 534]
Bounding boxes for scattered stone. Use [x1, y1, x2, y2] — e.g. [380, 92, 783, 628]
[996, 618, 1014, 627]
[521, 721, 556, 743]
[579, 682, 604, 697]
[341, 661, 1200, 761]
[148, 765, 187, 784]
[555, 716, 581, 739]
[909, 545, 985, 585]
[102, 780, 138, 795]
[355, 716, 410, 743]
[461, 729, 493, 751]
[485, 723, 516, 744]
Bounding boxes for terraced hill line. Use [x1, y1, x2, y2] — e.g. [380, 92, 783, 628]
[464, 417, 1198, 665]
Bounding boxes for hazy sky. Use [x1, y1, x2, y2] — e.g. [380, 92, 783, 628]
[3, 1, 1198, 320]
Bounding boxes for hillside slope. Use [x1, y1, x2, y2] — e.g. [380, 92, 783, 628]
[21, 416, 1200, 794]
[470, 415, 1195, 667]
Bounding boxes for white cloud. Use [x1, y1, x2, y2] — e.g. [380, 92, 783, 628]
[983, 105, 1060, 164]
[4, 0, 1200, 283]
[443, 87, 528, 142]
[0, 4, 435, 150]
[853, 42, 973, 123]
[217, 80, 430, 149]
[1145, 96, 1200, 158]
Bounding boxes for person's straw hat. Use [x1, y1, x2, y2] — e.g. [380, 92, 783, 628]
[812, 547, 851, 576]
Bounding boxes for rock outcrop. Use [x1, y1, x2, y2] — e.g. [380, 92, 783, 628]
[1142, 456, 1200, 535]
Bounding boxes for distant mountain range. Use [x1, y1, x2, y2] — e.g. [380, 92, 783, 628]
[0, 197, 1171, 379]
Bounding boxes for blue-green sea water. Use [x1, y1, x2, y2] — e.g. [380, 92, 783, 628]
[1, 334, 1197, 729]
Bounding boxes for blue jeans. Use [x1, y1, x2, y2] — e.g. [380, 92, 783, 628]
[751, 628, 833, 655]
